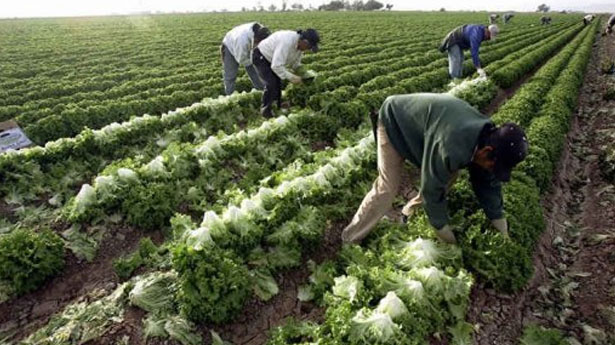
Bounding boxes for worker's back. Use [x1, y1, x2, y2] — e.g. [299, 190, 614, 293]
[379, 93, 491, 169]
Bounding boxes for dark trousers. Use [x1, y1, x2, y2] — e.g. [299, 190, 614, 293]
[253, 48, 282, 117]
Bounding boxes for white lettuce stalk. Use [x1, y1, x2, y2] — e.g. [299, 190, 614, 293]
[413, 266, 445, 291]
[143, 156, 166, 176]
[223, 205, 247, 224]
[332, 275, 361, 303]
[376, 292, 408, 320]
[94, 175, 116, 201]
[396, 278, 426, 303]
[240, 198, 265, 217]
[350, 309, 401, 343]
[398, 238, 443, 268]
[186, 227, 213, 250]
[117, 168, 138, 182]
[74, 184, 96, 214]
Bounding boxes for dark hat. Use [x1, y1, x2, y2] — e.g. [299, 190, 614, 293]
[255, 26, 271, 42]
[300, 28, 320, 52]
[490, 123, 528, 182]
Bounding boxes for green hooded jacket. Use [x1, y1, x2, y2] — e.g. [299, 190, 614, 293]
[380, 93, 504, 229]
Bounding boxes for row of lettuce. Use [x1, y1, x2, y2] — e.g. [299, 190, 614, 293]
[0, 20, 582, 303]
[0, 19, 565, 250]
[2, 21, 570, 145]
[261, 21, 598, 344]
[7, 21, 596, 345]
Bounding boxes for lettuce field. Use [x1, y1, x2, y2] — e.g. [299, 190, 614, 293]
[1, 10, 614, 345]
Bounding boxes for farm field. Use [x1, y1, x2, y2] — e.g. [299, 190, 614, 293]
[0, 10, 614, 345]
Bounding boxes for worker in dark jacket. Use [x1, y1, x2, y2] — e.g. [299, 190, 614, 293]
[440, 24, 499, 79]
[341, 93, 528, 244]
[540, 16, 552, 25]
[489, 14, 499, 24]
[503, 13, 514, 24]
[606, 14, 615, 34]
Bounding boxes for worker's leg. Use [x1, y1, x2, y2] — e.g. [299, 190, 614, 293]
[245, 64, 264, 90]
[252, 49, 278, 117]
[222, 45, 239, 95]
[401, 171, 460, 217]
[341, 120, 404, 243]
[447, 45, 464, 79]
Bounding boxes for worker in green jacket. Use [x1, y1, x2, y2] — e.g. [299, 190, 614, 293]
[342, 93, 528, 244]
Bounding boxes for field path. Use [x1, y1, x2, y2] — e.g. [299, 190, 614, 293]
[467, 29, 615, 344]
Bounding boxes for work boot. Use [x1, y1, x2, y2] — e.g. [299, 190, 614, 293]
[260, 107, 274, 118]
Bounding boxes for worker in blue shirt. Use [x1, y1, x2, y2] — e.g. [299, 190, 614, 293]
[439, 24, 499, 79]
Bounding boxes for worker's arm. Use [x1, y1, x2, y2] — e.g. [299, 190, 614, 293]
[468, 164, 504, 221]
[469, 26, 483, 68]
[271, 44, 301, 81]
[421, 143, 453, 231]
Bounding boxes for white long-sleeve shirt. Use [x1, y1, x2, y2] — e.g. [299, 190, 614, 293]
[222, 22, 257, 66]
[256, 30, 303, 80]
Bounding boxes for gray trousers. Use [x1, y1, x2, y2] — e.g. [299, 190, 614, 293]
[447, 44, 464, 79]
[222, 45, 264, 95]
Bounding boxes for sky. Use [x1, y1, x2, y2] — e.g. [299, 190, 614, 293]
[0, 0, 612, 18]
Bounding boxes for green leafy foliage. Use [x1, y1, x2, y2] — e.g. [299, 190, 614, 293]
[520, 325, 568, 345]
[0, 228, 65, 295]
[173, 245, 250, 323]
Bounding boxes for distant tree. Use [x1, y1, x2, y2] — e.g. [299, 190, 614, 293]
[537, 3, 550, 12]
[268, 3, 278, 11]
[385, 3, 393, 10]
[439, 7, 446, 12]
[281, 0, 288, 11]
[291, 2, 304, 10]
[318, 0, 345, 10]
[350, 0, 364, 10]
[241, 7, 248, 11]
[364, 0, 383, 10]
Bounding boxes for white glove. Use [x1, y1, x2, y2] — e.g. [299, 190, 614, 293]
[288, 74, 303, 84]
[477, 68, 487, 78]
[435, 224, 458, 244]
[491, 218, 509, 238]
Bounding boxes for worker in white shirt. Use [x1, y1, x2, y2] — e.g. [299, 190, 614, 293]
[252, 28, 320, 117]
[221, 22, 271, 95]
[583, 14, 595, 26]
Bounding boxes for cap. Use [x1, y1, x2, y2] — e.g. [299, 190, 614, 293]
[490, 122, 528, 182]
[488, 24, 499, 40]
[301, 28, 320, 52]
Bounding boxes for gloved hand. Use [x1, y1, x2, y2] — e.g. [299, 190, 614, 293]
[289, 74, 303, 84]
[435, 224, 458, 244]
[477, 68, 487, 78]
[491, 218, 509, 238]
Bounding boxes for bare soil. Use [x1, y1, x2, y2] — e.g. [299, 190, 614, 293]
[467, 31, 615, 344]
[0, 225, 165, 343]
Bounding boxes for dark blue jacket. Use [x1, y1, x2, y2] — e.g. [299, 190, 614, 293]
[459, 25, 486, 67]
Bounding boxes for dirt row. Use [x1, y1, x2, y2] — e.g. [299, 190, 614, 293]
[468, 31, 615, 344]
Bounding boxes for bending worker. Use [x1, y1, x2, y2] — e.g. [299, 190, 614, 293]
[341, 93, 528, 244]
[489, 14, 499, 24]
[606, 14, 615, 34]
[583, 14, 595, 26]
[503, 13, 514, 24]
[253, 28, 320, 117]
[440, 24, 499, 79]
[221, 22, 271, 95]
